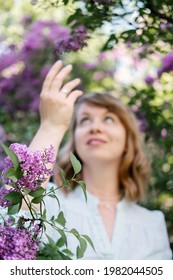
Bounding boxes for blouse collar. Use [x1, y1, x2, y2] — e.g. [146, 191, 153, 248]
[71, 185, 132, 211]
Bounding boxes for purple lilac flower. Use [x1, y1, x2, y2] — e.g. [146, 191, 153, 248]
[21, 14, 32, 26]
[161, 128, 167, 138]
[40, 65, 51, 78]
[0, 48, 17, 73]
[56, 25, 89, 53]
[0, 159, 4, 174]
[82, 62, 98, 70]
[2, 143, 55, 191]
[158, 52, 173, 77]
[144, 75, 155, 84]
[0, 223, 39, 260]
[93, 71, 107, 80]
[0, 75, 19, 112]
[136, 113, 148, 133]
[21, 20, 70, 60]
[0, 186, 13, 207]
[139, 121, 148, 133]
[160, 23, 173, 31]
[0, 126, 7, 173]
[0, 20, 89, 115]
[98, 52, 107, 61]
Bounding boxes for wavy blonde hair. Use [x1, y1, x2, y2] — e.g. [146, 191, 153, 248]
[54, 93, 150, 202]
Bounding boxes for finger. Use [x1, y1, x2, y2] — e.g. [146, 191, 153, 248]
[66, 90, 83, 104]
[41, 60, 63, 93]
[50, 64, 73, 93]
[60, 78, 81, 96]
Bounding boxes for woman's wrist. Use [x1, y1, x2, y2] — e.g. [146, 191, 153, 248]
[29, 123, 67, 152]
[39, 122, 67, 136]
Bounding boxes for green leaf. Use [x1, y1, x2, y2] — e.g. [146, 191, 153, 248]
[36, 255, 50, 260]
[59, 167, 68, 184]
[40, 240, 66, 260]
[70, 152, 82, 175]
[82, 234, 95, 251]
[4, 168, 18, 183]
[15, 166, 23, 179]
[45, 233, 56, 247]
[70, 228, 79, 237]
[22, 187, 30, 195]
[57, 251, 71, 260]
[62, 248, 73, 257]
[29, 187, 45, 197]
[77, 237, 87, 259]
[31, 196, 44, 204]
[55, 211, 66, 227]
[7, 202, 21, 215]
[67, 13, 78, 25]
[101, 34, 117, 51]
[42, 208, 47, 220]
[50, 215, 55, 221]
[1, 142, 20, 170]
[4, 191, 22, 205]
[62, 0, 69, 6]
[55, 228, 67, 247]
[78, 180, 87, 202]
[51, 252, 64, 260]
[56, 236, 66, 248]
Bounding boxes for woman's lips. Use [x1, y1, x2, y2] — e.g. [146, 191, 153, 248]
[87, 138, 107, 145]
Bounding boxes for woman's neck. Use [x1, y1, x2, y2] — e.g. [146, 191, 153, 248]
[82, 162, 121, 199]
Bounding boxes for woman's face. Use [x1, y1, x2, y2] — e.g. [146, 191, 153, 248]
[74, 103, 127, 166]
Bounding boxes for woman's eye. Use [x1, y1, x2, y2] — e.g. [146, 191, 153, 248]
[80, 117, 90, 124]
[104, 116, 115, 123]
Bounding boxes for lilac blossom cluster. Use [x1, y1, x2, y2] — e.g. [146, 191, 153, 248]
[1, 143, 55, 192]
[0, 222, 39, 260]
[158, 52, 173, 77]
[56, 25, 89, 53]
[0, 19, 89, 114]
[21, 21, 70, 60]
[0, 45, 17, 73]
[145, 52, 173, 84]
[144, 75, 155, 85]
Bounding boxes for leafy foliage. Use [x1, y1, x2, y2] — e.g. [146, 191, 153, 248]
[0, 143, 93, 259]
[35, 0, 173, 53]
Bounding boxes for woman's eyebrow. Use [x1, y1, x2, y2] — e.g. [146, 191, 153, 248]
[103, 110, 115, 116]
[79, 112, 91, 116]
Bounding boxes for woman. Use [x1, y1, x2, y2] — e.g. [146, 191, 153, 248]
[29, 60, 172, 259]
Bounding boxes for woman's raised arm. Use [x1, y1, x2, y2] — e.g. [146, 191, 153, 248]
[29, 60, 83, 187]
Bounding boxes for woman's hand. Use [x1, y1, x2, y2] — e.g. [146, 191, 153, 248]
[40, 60, 83, 131]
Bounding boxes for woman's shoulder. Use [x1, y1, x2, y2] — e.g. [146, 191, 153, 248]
[122, 199, 166, 228]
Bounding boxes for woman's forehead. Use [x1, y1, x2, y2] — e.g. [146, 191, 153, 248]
[76, 103, 112, 116]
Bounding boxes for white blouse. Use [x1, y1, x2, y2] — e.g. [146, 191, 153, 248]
[0, 183, 172, 260]
[44, 183, 172, 260]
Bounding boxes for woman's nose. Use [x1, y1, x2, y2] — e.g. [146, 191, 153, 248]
[89, 120, 103, 133]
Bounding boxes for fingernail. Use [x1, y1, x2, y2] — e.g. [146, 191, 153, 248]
[67, 64, 73, 69]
